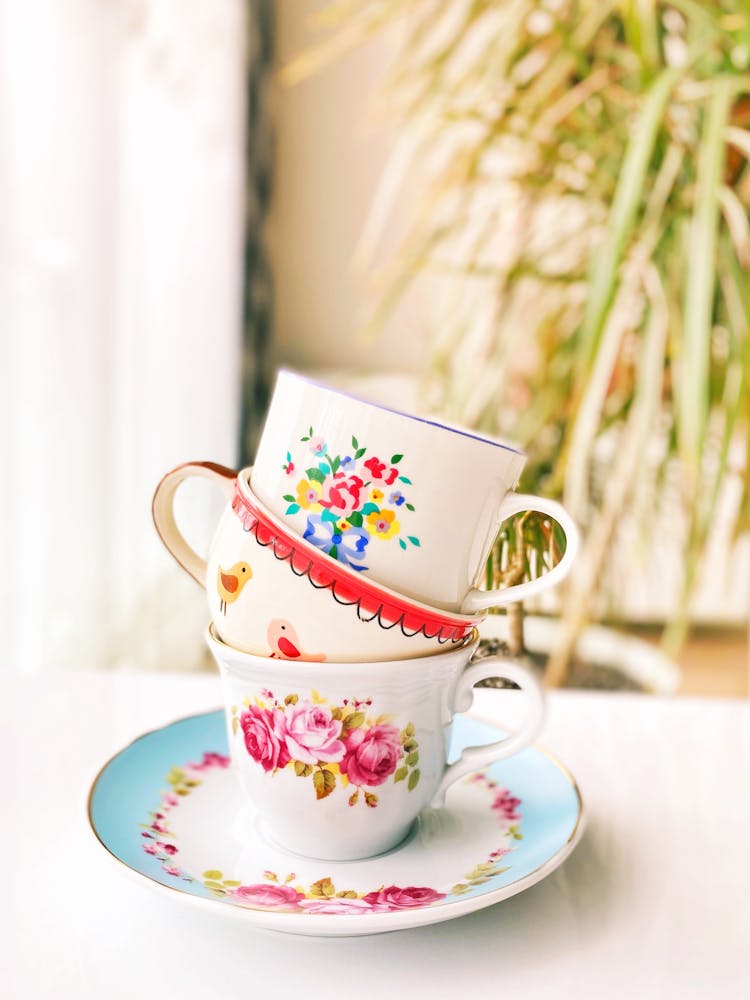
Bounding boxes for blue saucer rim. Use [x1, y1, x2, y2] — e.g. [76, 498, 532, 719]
[87, 707, 584, 936]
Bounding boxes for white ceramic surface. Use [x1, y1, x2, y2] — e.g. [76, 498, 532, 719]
[153, 464, 482, 661]
[206, 628, 544, 861]
[251, 369, 579, 613]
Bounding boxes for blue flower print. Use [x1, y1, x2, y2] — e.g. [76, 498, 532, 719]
[303, 515, 369, 570]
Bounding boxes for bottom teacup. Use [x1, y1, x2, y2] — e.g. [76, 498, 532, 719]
[206, 625, 544, 861]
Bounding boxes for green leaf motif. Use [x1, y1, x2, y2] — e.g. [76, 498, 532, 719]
[394, 766, 409, 783]
[332, 455, 341, 473]
[202, 870, 223, 880]
[361, 502, 379, 515]
[406, 751, 419, 767]
[342, 711, 366, 732]
[390, 453, 403, 464]
[354, 447, 366, 459]
[405, 503, 415, 511]
[398, 538, 407, 550]
[313, 768, 336, 800]
[285, 503, 301, 515]
[408, 768, 420, 791]
[348, 511, 363, 527]
[351, 436, 358, 449]
[328, 544, 338, 559]
[398, 476, 412, 484]
[306, 467, 326, 484]
[283, 494, 295, 502]
[321, 508, 339, 522]
[408, 536, 420, 547]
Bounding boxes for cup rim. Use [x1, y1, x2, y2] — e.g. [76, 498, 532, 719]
[233, 470, 484, 637]
[206, 620, 481, 670]
[275, 368, 526, 458]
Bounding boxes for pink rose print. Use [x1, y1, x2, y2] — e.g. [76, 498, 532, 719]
[492, 789, 522, 822]
[383, 467, 399, 486]
[240, 704, 291, 772]
[232, 883, 305, 909]
[362, 885, 446, 911]
[320, 475, 363, 518]
[156, 842, 178, 856]
[142, 842, 158, 856]
[297, 896, 375, 915]
[188, 751, 231, 771]
[340, 723, 402, 787]
[162, 865, 181, 877]
[309, 436, 327, 457]
[283, 701, 345, 765]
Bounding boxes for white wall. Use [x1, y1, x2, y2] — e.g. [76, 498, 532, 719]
[271, 0, 429, 377]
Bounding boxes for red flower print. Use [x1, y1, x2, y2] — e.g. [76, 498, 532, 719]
[383, 467, 399, 486]
[364, 457, 386, 479]
[320, 475, 363, 517]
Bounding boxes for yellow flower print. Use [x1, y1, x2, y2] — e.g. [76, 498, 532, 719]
[369, 488, 384, 502]
[365, 509, 400, 540]
[296, 479, 322, 511]
[338, 520, 351, 532]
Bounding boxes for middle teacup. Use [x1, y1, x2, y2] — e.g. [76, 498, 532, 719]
[152, 462, 482, 662]
[206, 624, 544, 861]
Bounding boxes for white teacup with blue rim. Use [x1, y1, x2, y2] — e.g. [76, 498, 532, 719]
[251, 369, 579, 614]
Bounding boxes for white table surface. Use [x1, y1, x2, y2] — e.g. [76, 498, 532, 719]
[4, 670, 750, 999]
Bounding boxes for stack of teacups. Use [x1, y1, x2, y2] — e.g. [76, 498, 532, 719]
[152, 370, 579, 860]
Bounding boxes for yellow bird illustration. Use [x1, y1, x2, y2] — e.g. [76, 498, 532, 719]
[217, 561, 253, 614]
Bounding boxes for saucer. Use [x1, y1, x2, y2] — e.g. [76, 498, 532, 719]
[88, 710, 583, 937]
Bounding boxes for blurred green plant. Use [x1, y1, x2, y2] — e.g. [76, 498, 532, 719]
[283, 0, 750, 684]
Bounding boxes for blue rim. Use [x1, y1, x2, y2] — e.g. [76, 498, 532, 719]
[277, 369, 526, 458]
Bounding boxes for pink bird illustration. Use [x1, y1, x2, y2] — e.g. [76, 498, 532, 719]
[267, 619, 326, 662]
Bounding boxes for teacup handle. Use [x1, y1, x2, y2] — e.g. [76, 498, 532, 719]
[152, 461, 237, 586]
[430, 655, 545, 808]
[459, 494, 580, 615]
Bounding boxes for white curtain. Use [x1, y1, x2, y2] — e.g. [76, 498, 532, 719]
[0, 0, 247, 671]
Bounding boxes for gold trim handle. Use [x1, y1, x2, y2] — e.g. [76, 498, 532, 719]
[152, 461, 237, 587]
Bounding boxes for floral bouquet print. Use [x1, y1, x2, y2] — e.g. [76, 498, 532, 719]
[231, 688, 421, 808]
[281, 429, 421, 571]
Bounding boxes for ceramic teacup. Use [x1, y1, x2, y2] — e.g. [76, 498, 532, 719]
[153, 463, 482, 661]
[250, 369, 579, 614]
[206, 624, 544, 861]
